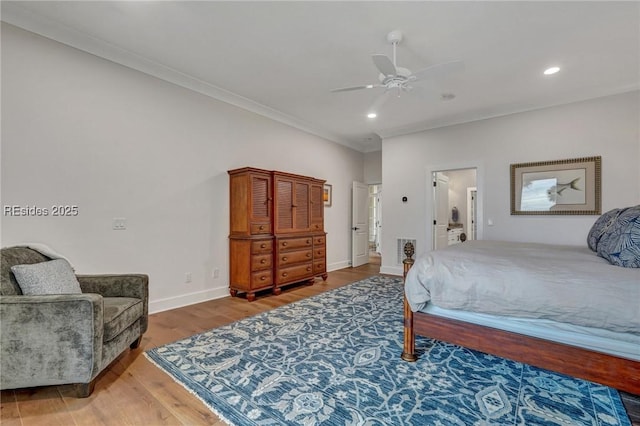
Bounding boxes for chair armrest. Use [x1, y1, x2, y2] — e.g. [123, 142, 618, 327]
[77, 274, 149, 333]
[77, 274, 148, 299]
[0, 294, 104, 389]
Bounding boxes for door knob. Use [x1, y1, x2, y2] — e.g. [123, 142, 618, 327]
[352, 227, 359, 231]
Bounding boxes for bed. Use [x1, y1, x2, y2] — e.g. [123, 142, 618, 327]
[401, 238, 640, 395]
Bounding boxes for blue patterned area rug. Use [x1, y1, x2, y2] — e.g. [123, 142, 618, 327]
[145, 276, 631, 425]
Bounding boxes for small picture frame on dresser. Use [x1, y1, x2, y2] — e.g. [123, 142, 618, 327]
[323, 184, 332, 207]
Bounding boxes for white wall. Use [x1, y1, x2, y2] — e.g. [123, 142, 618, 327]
[381, 91, 640, 275]
[1, 24, 364, 312]
[364, 151, 382, 184]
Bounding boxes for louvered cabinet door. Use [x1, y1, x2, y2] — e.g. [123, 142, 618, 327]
[310, 181, 324, 232]
[228, 168, 272, 236]
[249, 173, 272, 235]
[274, 176, 295, 233]
[274, 174, 312, 233]
[294, 181, 310, 231]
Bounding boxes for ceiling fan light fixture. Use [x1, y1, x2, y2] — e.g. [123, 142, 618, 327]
[386, 30, 403, 44]
[544, 66, 560, 75]
[330, 30, 465, 117]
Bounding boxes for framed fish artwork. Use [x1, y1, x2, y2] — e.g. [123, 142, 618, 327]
[510, 156, 601, 215]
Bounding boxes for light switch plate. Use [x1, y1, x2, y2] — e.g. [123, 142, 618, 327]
[112, 217, 127, 230]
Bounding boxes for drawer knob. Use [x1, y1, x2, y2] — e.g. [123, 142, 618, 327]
[306, 253, 311, 258]
[282, 272, 288, 277]
[260, 276, 266, 281]
[260, 259, 266, 264]
[283, 242, 288, 247]
[259, 225, 265, 230]
[306, 240, 310, 244]
[283, 256, 288, 261]
[306, 267, 311, 271]
[261, 243, 266, 248]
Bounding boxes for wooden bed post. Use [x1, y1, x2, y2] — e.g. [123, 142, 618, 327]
[401, 242, 418, 362]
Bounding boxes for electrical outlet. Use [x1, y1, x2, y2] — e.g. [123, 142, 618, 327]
[185, 272, 192, 283]
[213, 268, 220, 279]
[112, 217, 127, 230]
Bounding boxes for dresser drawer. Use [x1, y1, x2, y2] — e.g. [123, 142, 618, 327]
[278, 249, 312, 266]
[250, 222, 271, 235]
[314, 247, 325, 258]
[314, 261, 325, 274]
[313, 236, 326, 246]
[276, 263, 313, 284]
[251, 270, 273, 287]
[251, 253, 272, 270]
[251, 239, 273, 254]
[278, 237, 312, 251]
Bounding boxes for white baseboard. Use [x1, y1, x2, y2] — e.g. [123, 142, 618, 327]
[327, 260, 351, 272]
[149, 261, 396, 314]
[379, 265, 403, 276]
[149, 286, 229, 314]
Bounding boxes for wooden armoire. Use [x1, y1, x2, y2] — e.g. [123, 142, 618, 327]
[228, 167, 327, 301]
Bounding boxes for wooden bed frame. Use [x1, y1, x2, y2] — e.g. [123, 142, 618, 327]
[400, 248, 640, 396]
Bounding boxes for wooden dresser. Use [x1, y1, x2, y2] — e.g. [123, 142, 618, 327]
[228, 167, 327, 301]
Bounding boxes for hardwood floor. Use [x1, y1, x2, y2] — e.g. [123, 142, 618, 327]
[0, 263, 380, 425]
[2, 258, 638, 425]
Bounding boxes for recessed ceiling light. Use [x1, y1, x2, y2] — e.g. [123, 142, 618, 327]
[366, 84, 374, 89]
[367, 113, 377, 119]
[544, 66, 560, 75]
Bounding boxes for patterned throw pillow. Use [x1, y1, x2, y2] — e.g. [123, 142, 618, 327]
[587, 208, 620, 251]
[11, 259, 82, 295]
[596, 205, 640, 268]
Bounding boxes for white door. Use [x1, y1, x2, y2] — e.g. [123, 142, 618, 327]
[352, 181, 369, 267]
[434, 173, 449, 250]
[375, 189, 382, 252]
[467, 187, 477, 241]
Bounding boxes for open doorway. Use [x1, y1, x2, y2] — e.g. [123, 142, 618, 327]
[368, 185, 382, 265]
[351, 182, 383, 269]
[433, 168, 477, 250]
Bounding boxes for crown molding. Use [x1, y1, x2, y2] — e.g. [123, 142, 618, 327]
[378, 86, 639, 140]
[2, 3, 368, 153]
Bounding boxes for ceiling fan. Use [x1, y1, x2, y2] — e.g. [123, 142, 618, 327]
[330, 30, 464, 115]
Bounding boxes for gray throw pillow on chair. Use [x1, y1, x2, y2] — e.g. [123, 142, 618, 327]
[11, 259, 82, 295]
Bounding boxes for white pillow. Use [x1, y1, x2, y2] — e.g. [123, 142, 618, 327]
[11, 259, 82, 295]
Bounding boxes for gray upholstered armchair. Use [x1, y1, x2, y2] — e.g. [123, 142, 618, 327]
[0, 247, 148, 397]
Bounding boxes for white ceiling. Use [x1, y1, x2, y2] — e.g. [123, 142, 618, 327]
[3, 1, 639, 153]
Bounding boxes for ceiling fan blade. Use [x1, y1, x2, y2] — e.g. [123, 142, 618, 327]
[330, 84, 378, 93]
[372, 54, 397, 77]
[368, 90, 394, 115]
[411, 60, 465, 81]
